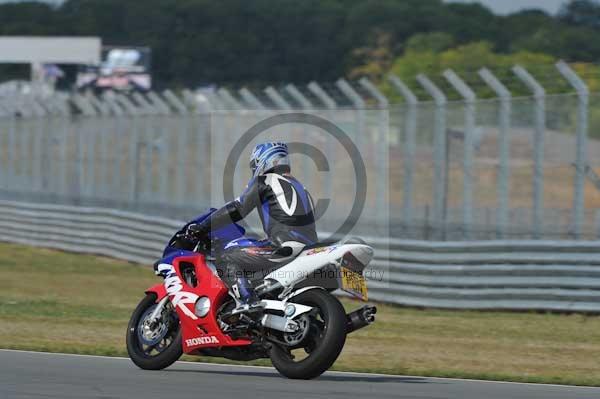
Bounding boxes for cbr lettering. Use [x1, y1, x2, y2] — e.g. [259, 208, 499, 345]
[158, 263, 199, 320]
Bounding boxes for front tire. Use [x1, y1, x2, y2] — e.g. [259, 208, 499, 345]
[126, 293, 182, 370]
[269, 289, 347, 379]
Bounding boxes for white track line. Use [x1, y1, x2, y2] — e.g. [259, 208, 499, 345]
[0, 349, 598, 390]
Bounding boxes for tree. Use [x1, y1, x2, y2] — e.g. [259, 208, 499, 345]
[348, 30, 396, 80]
[512, 24, 600, 62]
[443, 2, 500, 45]
[405, 32, 456, 53]
[559, 0, 600, 29]
[494, 10, 557, 52]
[380, 42, 561, 101]
[0, 0, 599, 87]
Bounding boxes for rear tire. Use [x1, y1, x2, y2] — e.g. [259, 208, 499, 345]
[269, 289, 347, 379]
[126, 293, 182, 370]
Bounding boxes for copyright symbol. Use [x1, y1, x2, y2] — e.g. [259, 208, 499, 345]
[223, 112, 367, 241]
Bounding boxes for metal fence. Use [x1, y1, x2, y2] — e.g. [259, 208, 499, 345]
[2, 199, 600, 312]
[1, 61, 599, 240]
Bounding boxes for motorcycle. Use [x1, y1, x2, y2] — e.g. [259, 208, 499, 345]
[126, 208, 377, 379]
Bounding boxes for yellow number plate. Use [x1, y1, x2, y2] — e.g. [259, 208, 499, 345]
[340, 267, 368, 301]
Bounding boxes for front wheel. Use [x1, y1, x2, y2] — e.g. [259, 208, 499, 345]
[126, 293, 182, 370]
[269, 289, 347, 379]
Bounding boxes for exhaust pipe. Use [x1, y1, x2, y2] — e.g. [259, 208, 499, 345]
[346, 305, 377, 334]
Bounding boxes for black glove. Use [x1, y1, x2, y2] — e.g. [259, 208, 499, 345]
[185, 222, 209, 240]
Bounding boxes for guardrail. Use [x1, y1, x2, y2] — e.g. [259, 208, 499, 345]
[1, 199, 600, 312]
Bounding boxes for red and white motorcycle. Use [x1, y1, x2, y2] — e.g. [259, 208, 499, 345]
[126, 209, 376, 379]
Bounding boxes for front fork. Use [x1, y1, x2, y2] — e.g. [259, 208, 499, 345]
[148, 296, 170, 324]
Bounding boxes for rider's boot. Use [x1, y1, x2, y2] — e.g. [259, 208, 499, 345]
[231, 277, 264, 315]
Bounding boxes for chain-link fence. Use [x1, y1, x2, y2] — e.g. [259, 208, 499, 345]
[0, 62, 598, 240]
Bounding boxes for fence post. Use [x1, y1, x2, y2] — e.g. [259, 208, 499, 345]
[182, 89, 212, 208]
[163, 90, 187, 114]
[200, 92, 226, 205]
[219, 88, 247, 195]
[6, 101, 16, 190]
[265, 86, 292, 110]
[359, 77, 389, 235]
[556, 60, 589, 239]
[444, 69, 476, 239]
[335, 79, 364, 107]
[0, 104, 6, 189]
[417, 74, 447, 240]
[336, 78, 368, 228]
[133, 92, 160, 204]
[202, 90, 224, 110]
[267, 85, 321, 204]
[13, 98, 30, 192]
[513, 65, 545, 239]
[479, 68, 512, 238]
[181, 89, 208, 112]
[87, 93, 111, 115]
[217, 88, 243, 109]
[239, 87, 266, 110]
[102, 92, 125, 116]
[163, 90, 192, 208]
[102, 93, 126, 201]
[115, 94, 141, 206]
[0, 106, 6, 190]
[29, 99, 47, 193]
[148, 92, 173, 203]
[388, 75, 418, 233]
[147, 91, 171, 114]
[237, 88, 266, 197]
[132, 92, 156, 113]
[308, 82, 337, 109]
[72, 94, 98, 200]
[285, 84, 315, 190]
[285, 84, 312, 109]
[86, 93, 112, 199]
[336, 78, 365, 149]
[46, 98, 64, 196]
[359, 77, 389, 108]
[308, 82, 337, 222]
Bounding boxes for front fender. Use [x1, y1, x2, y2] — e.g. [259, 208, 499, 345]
[145, 283, 168, 303]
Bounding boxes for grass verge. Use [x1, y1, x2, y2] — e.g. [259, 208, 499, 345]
[1, 242, 599, 386]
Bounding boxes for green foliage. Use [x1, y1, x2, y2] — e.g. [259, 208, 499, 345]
[559, 0, 600, 29]
[379, 41, 563, 101]
[512, 24, 600, 63]
[349, 30, 395, 81]
[405, 32, 456, 53]
[0, 0, 599, 87]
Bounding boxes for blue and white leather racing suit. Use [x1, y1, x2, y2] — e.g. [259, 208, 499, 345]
[193, 168, 317, 290]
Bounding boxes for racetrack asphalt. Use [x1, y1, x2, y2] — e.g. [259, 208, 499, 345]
[1, 349, 599, 399]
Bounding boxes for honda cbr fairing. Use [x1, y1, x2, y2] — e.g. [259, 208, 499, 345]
[145, 209, 375, 354]
[146, 209, 254, 353]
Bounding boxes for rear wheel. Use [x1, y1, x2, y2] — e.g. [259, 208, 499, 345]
[269, 289, 347, 379]
[126, 293, 182, 370]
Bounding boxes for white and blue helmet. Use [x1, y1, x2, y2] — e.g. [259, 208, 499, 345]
[249, 142, 290, 177]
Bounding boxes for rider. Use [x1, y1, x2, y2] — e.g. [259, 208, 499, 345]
[186, 142, 317, 311]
